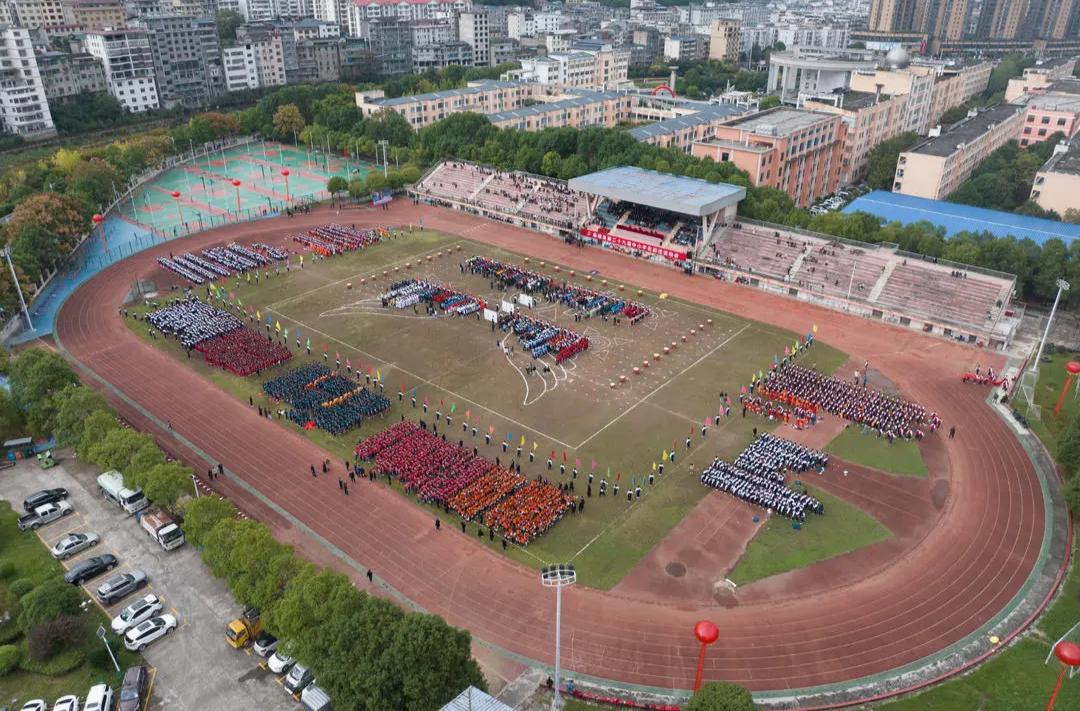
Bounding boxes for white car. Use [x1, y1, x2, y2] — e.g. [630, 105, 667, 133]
[51, 532, 101, 559]
[111, 593, 164, 634]
[267, 650, 295, 674]
[252, 631, 279, 657]
[19, 701, 47, 711]
[52, 696, 80, 711]
[123, 613, 177, 651]
[83, 683, 114, 711]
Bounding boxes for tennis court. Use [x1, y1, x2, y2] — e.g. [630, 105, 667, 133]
[115, 141, 378, 237]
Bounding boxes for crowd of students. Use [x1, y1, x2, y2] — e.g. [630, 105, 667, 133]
[701, 434, 827, 522]
[195, 327, 292, 376]
[263, 363, 391, 435]
[291, 223, 386, 256]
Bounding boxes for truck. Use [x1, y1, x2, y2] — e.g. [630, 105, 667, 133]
[139, 509, 185, 551]
[18, 501, 74, 531]
[226, 607, 262, 649]
[97, 470, 149, 515]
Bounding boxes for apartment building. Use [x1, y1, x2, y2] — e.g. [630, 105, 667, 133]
[490, 36, 517, 66]
[222, 45, 257, 91]
[1005, 57, 1079, 101]
[849, 63, 936, 134]
[348, 0, 469, 23]
[68, 0, 124, 30]
[0, 25, 53, 138]
[1019, 93, 1080, 147]
[513, 45, 628, 89]
[630, 26, 661, 64]
[892, 104, 1025, 200]
[412, 40, 472, 73]
[708, 19, 739, 63]
[239, 0, 274, 22]
[294, 37, 340, 83]
[664, 34, 708, 63]
[1031, 142, 1080, 216]
[134, 15, 222, 109]
[360, 17, 411, 75]
[1, 0, 66, 28]
[487, 90, 634, 131]
[411, 19, 453, 48]
[356, 79, 532, 128]
[805, 89, 909, 185]
[35, 50, 105, 99]
[290, 18, 339, 40]
[84, 28, 159, 112]
[691, 108, 844, 207]
[458, 9, 490, 67]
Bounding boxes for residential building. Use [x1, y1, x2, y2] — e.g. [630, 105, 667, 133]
[892, 104, 1025, 200]
[708, 19, 738, 63]
[35, 50, 105, 99]
[231, 29, 286, 87]
[663, 34, 708, 63]
[805, 89, 909, 184]
[67, 0, 125, 31]
[868, 0, 972, 43]
[2, 0, 66, 28]
[848, 61, 936, 134]
[630, 26, 660, 62]
[133, 15, 222, 109]
[294, 37, 340, 83]
[692, 108, 844, 207]
[1019, 93, 1080, 147]
[490, 37, 517, 66]
[361, 17, 410, 75]
[290, 18, 339, 40]
[977, 0, 1080, 40]
[0, 25, 53, 137]
[542, 29, 576, 54]
[1031, 141, 1080, 216]
[356, 79, 531, 128]
[223, 45, 258, 91]
[411, 19, 453, 49]
[511, 43, 628, 89]
[84, 28, 159, 112]
[1005, 57, 1079, 102]
[412, 40, 472, 73]
[458, 10, 490, 66]
[238, 0, 274, 23]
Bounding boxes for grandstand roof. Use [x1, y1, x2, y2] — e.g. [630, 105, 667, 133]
[438, 687, 512, 711]
[843, 190, 1080, 246]
[568, 167, 746, 217]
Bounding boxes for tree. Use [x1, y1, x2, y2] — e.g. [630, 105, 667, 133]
[8, 348, 80, 435]
[0, 390, 22, 440]
[348, 177, 369, 199]
[386, 612, 487, 710]
[365, 172, 389, 192]
[865, 133, 919, 190]
[201, 519, 300, 611]
[262, 565, 353, 643]
[66, 157, 123, 209]
[327, 176, 348, 197]
[180, 494, 236, 548]
[0, 644, 18, 676]
[401, 166, 422, 185]
[143, 461, 195, 511]
[6, 193, 88, 252]
[26, 614, 84, 662]
[687, 681, 757, 711]
[1065, 208, 1080, 225]
[759, 95, 781, 110]
[273, 104, 306, 142]
[77, 409, 120, 460]
[86, 427, 159, 482]
[17, 581, 84, 633]
[1063, 475, 1080, 515]
[50, 384, 110, 445]
[214, 10, 243, 41]
[1055, 414, 1080, 480]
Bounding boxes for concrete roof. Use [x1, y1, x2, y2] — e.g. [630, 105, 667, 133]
[908, 104, 1023, 158]
[373, 80, 519, 107]
[1040, 146, 1080, 176]
[628, 104, 744, 140]
[486, 92, 624, 122]
[722, 107, 835, 135]
[568, 166, 746, 217]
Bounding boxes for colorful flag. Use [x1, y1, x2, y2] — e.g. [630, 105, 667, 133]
[488, 425, 494, 434]
[690, 426, 695, 436]
[773, 353, 778, 365]
[336, 351, 340, 361]
[376, 370, 381, 381]
[616, 471, 621, 482]
[379, 373, 384, 383]
[284, 328, 288, 340]
[663, 449, 668, 461]
[323, 343, 328, 352]
[450, 403, 455, 413]
[550, 450, 555, 459]
[812, 324, 818, 334]
[632, 476, 636, 486]
[533, 441, 538, 451]
[474, 416, 479, 424]
[652, 461, 657, 471]
[740, 385, 747, 394]
[706, 416, 712, 426]
[563, 451, 567, 462]
[346, 358, 351, 370]
[784, 345, 790, 356]
[425, 395, 429, 404]
[306, 338, 310, 349]
[507, 431, 513, 441]
[465, 409, 470, 419]
[256, 310, 260, 321]
[575, 458, 581, 468]
[275, 321, 280, 332]
[400, 384, 405, 392]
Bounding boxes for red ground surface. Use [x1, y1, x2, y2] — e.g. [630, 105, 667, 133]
[55, 205, 1044, 693]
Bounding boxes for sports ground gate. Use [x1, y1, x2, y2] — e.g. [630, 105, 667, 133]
[568, 167, 746, 263]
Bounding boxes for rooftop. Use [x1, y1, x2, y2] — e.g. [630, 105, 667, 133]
[1030, 57, 1076, 71]
[1025, 93, 1080, 113]
[1040, 145, 1080, 176]
[1047, 78, 1080, 96]
[628, 103, 745, 140]
[438, 687, 512, 711]
[844, 190, 1080, 246]
[371, 79, 520, 107]
[694, 137, 772, 153]
[907, 104, 1022, 157]
[568, 166, 746, 217]
[487, 92, 624, 122]
[721, 107, 835, 135]
[805, 89, 885, 111]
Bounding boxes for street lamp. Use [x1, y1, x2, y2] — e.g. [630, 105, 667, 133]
[92, 213, 107, 253]
[1, 247, 32, 331]
[232, 179, 242, 216]
[171, 190, 185, 228]
[541, 564, 576, 710]
[1046, 641, 1080, 710]
[1035, 278, 1070, 373]
[378, 139, 389, 178]
[692, 620, 719, 692]
[281, 169, 291, 204]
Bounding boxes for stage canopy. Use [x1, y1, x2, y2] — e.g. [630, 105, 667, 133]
[568, 166, 746, 217]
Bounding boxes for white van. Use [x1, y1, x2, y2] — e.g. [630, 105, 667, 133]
[97, 470, 149, 515]
[84, 682, 114, 711]
[300, 683, 333, 711]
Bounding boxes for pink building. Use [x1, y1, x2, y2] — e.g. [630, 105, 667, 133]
[1020, 93, 1080, 147]
[691, 107, 844, 207]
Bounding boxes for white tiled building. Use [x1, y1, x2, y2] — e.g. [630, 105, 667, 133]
[84, 28, 159, 113]
[0, 25, 54, 138]
[223, 45, 258, 91]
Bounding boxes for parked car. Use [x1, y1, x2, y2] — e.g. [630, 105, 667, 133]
[283, 663, 314, 694]
[83, 683, 114, 711]
[111, 594, 164, 634]
[300, 683, 331, 711]
[96, 570, 148, 606]
[124, 614, 177, 651]
[253, 631, 279, 657]
[118, 665, 152, 711]
[51, 532, 101, 559]
[267, 650, 295, 674]
[51, 696, 79, 711]
[18, 702, 46, 711]
[64, 554, 118, 585]
[18, 501, 73, 531]
[23, 488, 68, 512]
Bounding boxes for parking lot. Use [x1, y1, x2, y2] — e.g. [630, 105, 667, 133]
[0, 455, 299, 711]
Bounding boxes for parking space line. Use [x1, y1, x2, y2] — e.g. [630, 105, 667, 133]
[143, 667, 158, 711]
[39, 519, 88, 543]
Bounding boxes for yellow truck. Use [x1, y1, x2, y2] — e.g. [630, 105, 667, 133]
[226, 607, 262, 649]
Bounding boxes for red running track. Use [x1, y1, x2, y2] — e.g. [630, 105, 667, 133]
[56, 205, 1045, 694]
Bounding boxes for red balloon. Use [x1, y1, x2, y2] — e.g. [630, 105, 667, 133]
[232, 179, 241, 187]
[1056, 641, 1080, 667]
[171, 191, 181, 198]
[694, 621, 719, 645]
[1066, 362, 1080, 375]
[92, 213, 103, 223]
[281, 169, 290, 177]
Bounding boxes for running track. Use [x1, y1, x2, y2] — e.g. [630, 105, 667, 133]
[55, 205, 1046, 694]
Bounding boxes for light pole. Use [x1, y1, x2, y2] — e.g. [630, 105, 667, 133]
[378, 139, 389, 178]
[2, 247, 32, 331]
[692, 620, 719, 692]
[1034, 278, 1070, 373]
[541, 564, 576, 709]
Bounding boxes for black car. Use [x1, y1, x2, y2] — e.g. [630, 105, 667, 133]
[23, 488, 68, 512]
[64, 554, 118, 585]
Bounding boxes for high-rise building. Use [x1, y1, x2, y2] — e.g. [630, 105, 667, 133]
[361, 16, 411, 74]
[223, 46, 258, 91]
[35, 50, 106, 99]
[0, 25, 54, 138]
[84, 28, 160, 112]
[2, 0, 67, 28]
[975, 0, 1078, 40]
[458, 10, 490, 66]
[294, 37, 340, 83]
[708, 19, 739, 63]
[68, 1, 125, 31]
[134, 15, 223, 108]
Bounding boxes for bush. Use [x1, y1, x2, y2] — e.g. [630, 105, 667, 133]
[27, 615, 84, 662]
[0, 643, 18, 675]
[18, 644, 83, 675]
[9, 578, 34, 599]
[0, 561, 15, 579]
[687, 681, 757, 711]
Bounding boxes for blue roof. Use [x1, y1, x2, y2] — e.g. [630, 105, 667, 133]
[843, 191, 1080, 246]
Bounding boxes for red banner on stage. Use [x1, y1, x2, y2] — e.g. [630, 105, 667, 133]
[580, 228, 687, 262]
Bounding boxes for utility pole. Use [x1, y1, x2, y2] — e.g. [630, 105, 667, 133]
[1034, 278, 1070, 373]
[378, 140, 389, 178]
[2, 247, 32, 331]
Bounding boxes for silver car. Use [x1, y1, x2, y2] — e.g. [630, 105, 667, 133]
[50, 532, 101, 559]
[96, 570, 148, 605]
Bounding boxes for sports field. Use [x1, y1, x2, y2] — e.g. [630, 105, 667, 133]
[115, 141, 377, 237]
[129, 229, 860, 588]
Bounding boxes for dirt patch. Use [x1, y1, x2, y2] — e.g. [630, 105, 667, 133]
[932, 479, 950, 510]
[665, 561, 687, 578]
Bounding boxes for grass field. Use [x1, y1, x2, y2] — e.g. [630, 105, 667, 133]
[129, 229, 853, 589]
[824, 425, 929, 478]
[728, 485, 892, 585]
[1016, 352, 1080, 456]
[0, 501, 143, 706]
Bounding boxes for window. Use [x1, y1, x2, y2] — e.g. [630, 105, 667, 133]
[1039, 128, 1047, 136]
[1024, 127, 1032, 134]
[1042, 116, 1050, 124]
[1058, 118, 1067, 126]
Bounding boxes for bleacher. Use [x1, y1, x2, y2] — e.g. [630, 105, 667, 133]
[874, 262, 1006, 334]
[794, 242, 893, 301]
[708, 225, 808, 281]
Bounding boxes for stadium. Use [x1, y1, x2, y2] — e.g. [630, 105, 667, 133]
[51, 156, 1069, 709]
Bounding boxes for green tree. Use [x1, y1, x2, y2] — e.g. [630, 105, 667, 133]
[327, 176, 348, 197]
[0, 390, 22, 440]
[17, 581, 84, 633]
[386, 612, 487, 710]
[865, 132, 919, 190]
[759, 95, 781, 109]
[50, 384, 111, 445]
[26, 614, 84, 662]
[401, 166, 422, 184]
[77, 409, 120, 460]
[143, 461, 195, 511]
[365, 172, 389, 192]
[86, 427, 158, 481]
[273, 104, 306, 142]
[262, 565, 353, 642]
[1055, 413, 1080, 480]
[201, 519, 300, 611]
[214, 10, 243, 41]
[687, 681, 757, 711]
[541, 151, 562, 177]
[0, 644, 18, 676]
[180, 494, 236, 549]
[348, 177, 369, 199]
[66, 157, 123, 209]
[8, 348, 80, 436]
[1063, 475, 1080, 514]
